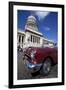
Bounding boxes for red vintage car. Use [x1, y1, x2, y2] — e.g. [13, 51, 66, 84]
[24, 46, 57, 75]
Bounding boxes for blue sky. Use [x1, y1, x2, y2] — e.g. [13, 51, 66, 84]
[17, 10, 58, 43]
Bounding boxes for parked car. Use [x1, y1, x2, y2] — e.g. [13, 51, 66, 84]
[24, 46, 57, 75]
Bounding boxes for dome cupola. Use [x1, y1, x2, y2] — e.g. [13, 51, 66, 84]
[25, 15, 38, 31]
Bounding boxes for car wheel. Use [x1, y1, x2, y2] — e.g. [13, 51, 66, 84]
[40, 58, 52, 75]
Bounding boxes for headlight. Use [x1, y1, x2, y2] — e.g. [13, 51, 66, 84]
[30, 50, 36, 59]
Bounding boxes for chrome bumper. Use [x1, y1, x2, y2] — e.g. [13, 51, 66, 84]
[24, 60, 42, 73]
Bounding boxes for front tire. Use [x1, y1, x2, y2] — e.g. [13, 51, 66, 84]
[40, 58, 52, 75]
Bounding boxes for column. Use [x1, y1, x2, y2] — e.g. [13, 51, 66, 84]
[17, 35, 19, 43]
[17, 35, 19, 46]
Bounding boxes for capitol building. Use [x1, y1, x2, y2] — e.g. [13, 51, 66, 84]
[17, 15, 54, 49]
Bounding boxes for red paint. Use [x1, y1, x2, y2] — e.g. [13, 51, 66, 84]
[25, 47, 58, 64]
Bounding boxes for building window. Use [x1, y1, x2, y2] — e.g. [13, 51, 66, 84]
[38, 37, 40, 44]
[22, 36, 24, 43]
[34, 36, 35, 43]
[36, 37, 38, 43]
[31, 35, 32, 42]
[30, 35, 40, 44]
[43, 40, 49, 45]
[33, 36, 35, 43]
[19, 35, 21, 43]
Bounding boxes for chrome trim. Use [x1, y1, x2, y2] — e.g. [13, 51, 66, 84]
[27, 63, 42, 68]
[25, 61, 42, 72]
[25, 53, 31, 58]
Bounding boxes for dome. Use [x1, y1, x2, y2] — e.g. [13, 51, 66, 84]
[25, 15, 38, 31]
[27, 15, 36, 23]
[27, 15, 36, 21]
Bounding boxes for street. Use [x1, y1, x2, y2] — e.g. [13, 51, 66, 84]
[17, 51, 58, 80]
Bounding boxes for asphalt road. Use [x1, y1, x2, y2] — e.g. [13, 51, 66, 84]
[17, 51, 58, 80]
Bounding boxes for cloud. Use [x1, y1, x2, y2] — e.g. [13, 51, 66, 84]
[45, 27, 50, 31]
[35, 11, 50, 20]
[42, 26, 50, 31]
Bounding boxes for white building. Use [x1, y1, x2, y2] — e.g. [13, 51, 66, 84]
[17, 15, 54, 49]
